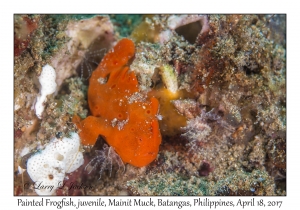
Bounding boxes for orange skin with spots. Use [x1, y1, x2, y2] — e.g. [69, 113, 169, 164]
[73, 38, 161, 167]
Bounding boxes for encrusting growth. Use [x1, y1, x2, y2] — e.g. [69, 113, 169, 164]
[35, 64, 57, 119]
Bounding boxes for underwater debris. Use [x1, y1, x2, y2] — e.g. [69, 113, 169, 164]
[85, 143, 125, 179]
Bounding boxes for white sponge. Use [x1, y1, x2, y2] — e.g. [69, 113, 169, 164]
[35, 64, 57, 119]
[26, 132, 84, 195]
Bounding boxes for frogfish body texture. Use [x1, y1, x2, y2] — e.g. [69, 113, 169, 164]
[73, 38, 162, 167]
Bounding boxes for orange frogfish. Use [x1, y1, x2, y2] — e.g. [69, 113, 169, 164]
[73, 38, 162, 167]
